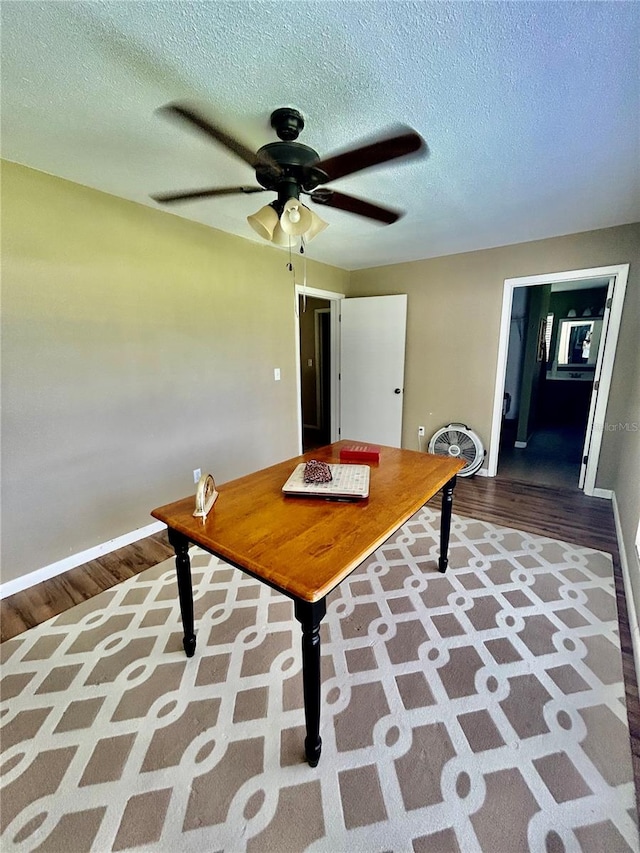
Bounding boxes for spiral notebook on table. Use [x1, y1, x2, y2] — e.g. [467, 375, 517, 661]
[282, 463, 370, 500]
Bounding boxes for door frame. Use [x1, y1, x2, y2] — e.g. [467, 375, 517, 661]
[294, 285, 344, 453]
[487, 263, 629, 495]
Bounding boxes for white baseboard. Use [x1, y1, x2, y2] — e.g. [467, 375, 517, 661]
[612, 491, 640, 691]
[591, 487, 613, 499]
[0, 521, 167, 599]
[474, 467, 490, 478]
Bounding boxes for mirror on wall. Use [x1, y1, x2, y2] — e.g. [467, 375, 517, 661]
[556, 318, 602, 369]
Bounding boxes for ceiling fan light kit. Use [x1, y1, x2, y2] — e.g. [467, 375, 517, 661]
[280, 198, 311, 235]
[152, 103, 427, 246]
[246, 202, 279, 241]
[301, 208, 329, 242]
[271, 220, 298, 248]
[247, 198, 328, 246]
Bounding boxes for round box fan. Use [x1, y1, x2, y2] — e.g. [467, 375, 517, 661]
[428, 423, 485, 477]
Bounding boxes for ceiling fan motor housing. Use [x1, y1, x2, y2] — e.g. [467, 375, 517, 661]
[255, 141, 327, 196]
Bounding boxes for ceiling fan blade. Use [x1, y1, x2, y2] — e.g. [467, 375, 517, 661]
[312, 128, 426, 183]
[158, 103, 281, 174]
[308, 188, 402, 224]
[151, 186, 267, 204]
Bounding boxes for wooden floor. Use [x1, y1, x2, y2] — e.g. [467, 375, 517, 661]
[2, 475, 638, 809]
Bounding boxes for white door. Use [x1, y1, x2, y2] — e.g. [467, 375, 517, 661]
[340, 295, 407, 447]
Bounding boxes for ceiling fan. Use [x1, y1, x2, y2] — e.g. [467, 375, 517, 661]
[151, 104, 427, 245]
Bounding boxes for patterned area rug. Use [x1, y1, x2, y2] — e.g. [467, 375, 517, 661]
[1, 508, 637, 852]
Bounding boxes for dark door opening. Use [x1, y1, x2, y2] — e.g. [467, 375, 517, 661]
[499, 283, 607, 489]
[299, 295, 331, 451]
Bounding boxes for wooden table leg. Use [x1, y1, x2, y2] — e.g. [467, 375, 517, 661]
[168, 528, 197, 657]
[294, 598, 327, 767]
[438, 475, 457, 573]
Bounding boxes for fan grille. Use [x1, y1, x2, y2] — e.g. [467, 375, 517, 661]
[428, 424, 484, 476]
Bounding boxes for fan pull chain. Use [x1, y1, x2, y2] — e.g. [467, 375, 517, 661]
[300, 238, 307, 312]
[286, 236, 294, 272]
[287, 236, 300, 314]
[289, 238, 308, 315]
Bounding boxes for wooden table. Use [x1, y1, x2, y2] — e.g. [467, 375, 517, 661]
[151, 441, 463, 766]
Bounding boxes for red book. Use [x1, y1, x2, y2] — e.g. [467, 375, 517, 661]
[339, 444, 380, 462]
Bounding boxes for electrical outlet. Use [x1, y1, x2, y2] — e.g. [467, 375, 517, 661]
[193, 468, 201, 484]
[418, 426, 425, 436]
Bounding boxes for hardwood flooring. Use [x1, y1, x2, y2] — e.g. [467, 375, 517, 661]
[0, 531, 174, 643]
[2, 475, 638, 810]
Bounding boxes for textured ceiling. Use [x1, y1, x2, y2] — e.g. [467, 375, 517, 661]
[1, 1, 639, 270]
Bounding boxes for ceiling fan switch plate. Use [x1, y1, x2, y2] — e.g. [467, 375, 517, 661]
[271, 107, 305, 141]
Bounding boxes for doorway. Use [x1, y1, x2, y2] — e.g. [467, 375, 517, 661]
[498, 280, 609, 489]
[488, 264, 629, 496]
[298, 295, 331, 451]
[294, 287, 408, 452]
[294, 285, 344, 453]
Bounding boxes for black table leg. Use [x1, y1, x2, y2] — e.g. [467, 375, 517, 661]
[168, 528, 197, 657]
[294, 598, 327, 767]
[438, 475, 457, 573]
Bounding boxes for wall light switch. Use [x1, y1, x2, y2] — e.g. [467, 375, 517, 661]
[307, 359, 313, 367]
[274, 368, 281, 381]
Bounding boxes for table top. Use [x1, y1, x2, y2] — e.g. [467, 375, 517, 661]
[151, 441, 463, 602]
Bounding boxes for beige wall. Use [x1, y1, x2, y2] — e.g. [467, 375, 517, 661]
[611, 332, 640, 617]
[350, 223, 640, 609]
[1, 161, 348, 583]
[349, 225, 638, 475]
[2, 160, 638, 615]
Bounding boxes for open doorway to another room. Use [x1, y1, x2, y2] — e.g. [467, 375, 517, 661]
[298, 295, 332, 451]
[499, 279, 609, 489]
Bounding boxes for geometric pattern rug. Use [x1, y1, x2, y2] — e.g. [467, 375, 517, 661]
[1, 508, 638, 852]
